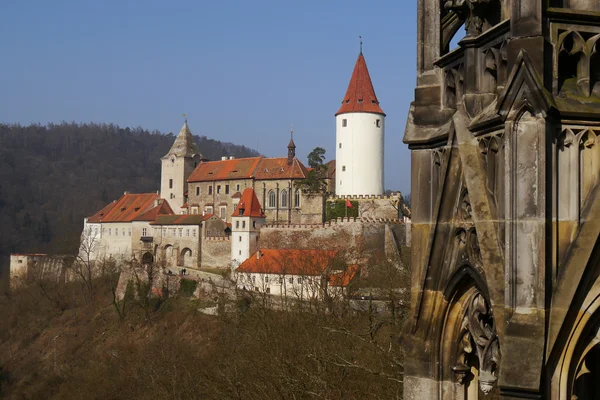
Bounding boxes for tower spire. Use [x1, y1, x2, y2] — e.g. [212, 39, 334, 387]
[287, 124, 296, 165]
[359, 36, 363, 55]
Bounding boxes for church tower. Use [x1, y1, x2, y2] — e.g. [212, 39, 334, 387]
[161, 120, 202, 213]
[335, 45, 385, 196]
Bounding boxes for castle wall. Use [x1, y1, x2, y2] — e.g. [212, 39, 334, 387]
[188, 178, 253, 221]
[259, 219, 407, 264]
[201, 237, 231, 268]
[9, 254, 73, 290]
[329, 193, 402, 220]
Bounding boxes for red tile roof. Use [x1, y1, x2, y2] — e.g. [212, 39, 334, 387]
[253, 157, 308, 180]
[232, 188, 266, 218]
[87, 193, 162, 223]
[328, 265, 360, 287]
[188, 157, 262, 182]
[236, 249, 338, 275]
[133, 200, 174, 221]
[187, 156, 308, 182]
[335, 53, 385, 116]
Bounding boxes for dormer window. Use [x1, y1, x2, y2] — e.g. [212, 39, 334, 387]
[371, 100, 376, 104]
[134, 207, 140, 211]
[121, 207, 126, 211]
[358, 99, 363, 104]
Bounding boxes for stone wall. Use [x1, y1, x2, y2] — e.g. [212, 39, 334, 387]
[9, 254, 74, 290]
[329, 193, 403, 220]
[201, 237, 231, 268]
[259, 219, 407, 264]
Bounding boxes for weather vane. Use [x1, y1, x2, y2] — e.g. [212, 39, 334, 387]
[359, 36, 363, 54]
[290, 124, 294, 139]
[182, 113, 187, 123]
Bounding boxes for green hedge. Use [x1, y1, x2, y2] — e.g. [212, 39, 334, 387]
[326, 200, 358, 220]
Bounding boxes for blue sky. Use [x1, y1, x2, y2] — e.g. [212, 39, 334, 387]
[0, 0, 418, 193]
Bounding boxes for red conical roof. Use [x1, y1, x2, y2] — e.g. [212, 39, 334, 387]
[232, 188, 266, 218]
[335, 53, 385, 116]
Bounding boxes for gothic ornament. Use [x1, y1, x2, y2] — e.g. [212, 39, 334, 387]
[444, 0, 494, 36]
[454, 292, 500, 394]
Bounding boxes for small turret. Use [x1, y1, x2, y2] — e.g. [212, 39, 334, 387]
[287, 125, 296, 166]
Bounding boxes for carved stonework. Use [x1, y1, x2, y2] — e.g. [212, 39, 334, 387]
[454, 292, 500, 395]
[444, 0, 498, 36]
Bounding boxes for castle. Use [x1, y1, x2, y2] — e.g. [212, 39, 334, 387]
[10, 48, 408, 293]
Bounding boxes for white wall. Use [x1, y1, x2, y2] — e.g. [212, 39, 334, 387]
[335, 112, 385, 196]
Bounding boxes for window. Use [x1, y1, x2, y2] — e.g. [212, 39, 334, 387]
[239, 236, 242, 242]
[342, 119, 347, 127]
[225, 185, 230, 194]
[193, 229, 196, 238]
[252, 276, 256, 283]
[253, 221, 256, 229]
[268, 190, 276, 208]
[265, 276, 269, 283]
[242, 221, 246, 228]
[109, 228, 112, 235]
[142, 228, 147, 236]
[236, 184, 240, 191]
[297, 277, 303, 284]
[239, 250, 242, 255]
[236, 221, 240, 228]
[278, 277, 283, 284]
[294, 189, 301, 207]
[205, 206, 213, 214]
[115, 228, 118, 236]
[169, 179, 173, 189]
[178, 228, 183, 237]
[208, 186, 212, 195]
[186, 229, 189, 237]
[376, 119, 381, 128]
[266, 287, 270, 294]
[339, 143, 342, 148]
[196, 187, 200, 196]
[162, 228, 167, 236]
[288, 277, 293, 284]
[342, 166, 346, 171]
[128, 228, 131, 236]
[340, 180, 343, 185]
[281, 189, 288, 208]
[220, 206, 226, 219]
[217, 185, 221, 194]
[170, 193, 175, 199]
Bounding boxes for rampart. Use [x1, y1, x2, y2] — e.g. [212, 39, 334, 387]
[259, 219, 407, 264]
[9, 254, 74, 290]
[327, 192, 404, 220]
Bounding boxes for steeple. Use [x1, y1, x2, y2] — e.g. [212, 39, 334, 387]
[164, 121, 202, 159]
[287, 125, 296, 165]
[335, 50, 385, 116]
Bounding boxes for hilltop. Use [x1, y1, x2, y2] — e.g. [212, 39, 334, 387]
[0, 122, 259, 284]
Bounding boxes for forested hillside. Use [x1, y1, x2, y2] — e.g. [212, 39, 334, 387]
[0, 122, 259, 275]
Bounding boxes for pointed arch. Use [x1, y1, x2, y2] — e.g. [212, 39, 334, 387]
[268, 190, 276, 208]
[557, 31, 587, 94]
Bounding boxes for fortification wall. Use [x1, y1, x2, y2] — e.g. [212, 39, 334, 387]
[9, 254, 74, 290]
[328, 193, 403, 220]
[201, 237, 231, 268]
[259, 218, 407, 263]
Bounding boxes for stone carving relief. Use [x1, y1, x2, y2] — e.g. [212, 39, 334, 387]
[453, 291, 501, 395]
[556, 30, 600, 96]
[443, 0, 501, 37]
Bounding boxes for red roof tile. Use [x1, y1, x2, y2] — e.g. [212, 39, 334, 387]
[335, 53, 385, 116]
[188, 157, 262, 182]
[253, 157, 308, 180]
[133, 200, 174, 221]
[87, 193, 161, 223]
[328, 265, 360, 287]
[187, 156, 308, 183]
[232, 188, 266, 218]
[236, 249, 338, 275]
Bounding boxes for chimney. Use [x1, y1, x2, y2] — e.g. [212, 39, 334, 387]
[124, 191, 130, 195]
[256, 250, 262, 260]
[221, 156, 228, 161]
[153, 199, 159, 207]
[229, 156, 235, 160]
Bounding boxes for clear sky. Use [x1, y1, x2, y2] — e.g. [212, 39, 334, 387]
[0, 0, 417, 194]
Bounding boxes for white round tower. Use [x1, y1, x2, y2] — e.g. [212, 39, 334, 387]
[335, 49, 385, 196]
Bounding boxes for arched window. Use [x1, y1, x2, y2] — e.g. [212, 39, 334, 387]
[268, 190, 276, 208]
[294, 189, 301, 208]
[281, 189, 288, 208]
